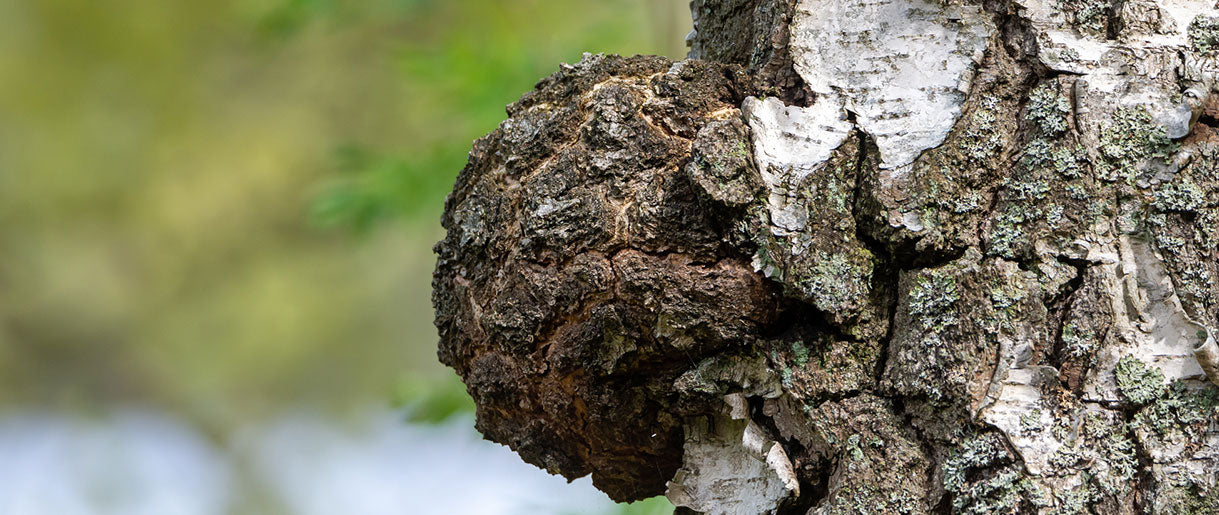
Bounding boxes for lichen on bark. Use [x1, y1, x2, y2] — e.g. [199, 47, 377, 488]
[434, 0, 1219, 512]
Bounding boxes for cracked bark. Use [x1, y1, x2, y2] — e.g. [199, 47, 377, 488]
[433, 0, 1219, 513]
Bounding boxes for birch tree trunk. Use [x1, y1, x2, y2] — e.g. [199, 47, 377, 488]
[433, 0, 1219, 512]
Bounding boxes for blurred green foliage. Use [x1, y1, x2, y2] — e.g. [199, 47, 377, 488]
[0, 0, 686, 511]
[610, 496, 680, 515]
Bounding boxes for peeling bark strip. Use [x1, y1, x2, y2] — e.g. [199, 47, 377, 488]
[435, 0, 1219, 513]
[791, 0, 993, 174]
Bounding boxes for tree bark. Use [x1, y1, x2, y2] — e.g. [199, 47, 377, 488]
[433, 0, 1219, 513]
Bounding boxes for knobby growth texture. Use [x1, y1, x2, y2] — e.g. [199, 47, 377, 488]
[434, 0, 1219, 513]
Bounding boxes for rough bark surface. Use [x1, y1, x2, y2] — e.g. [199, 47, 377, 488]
[434, 0, 1219, 513]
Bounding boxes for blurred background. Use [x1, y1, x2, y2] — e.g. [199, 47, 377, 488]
[0, 0, 690, 513]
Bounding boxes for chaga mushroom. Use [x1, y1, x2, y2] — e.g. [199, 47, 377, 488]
[432, 54, 778, 500]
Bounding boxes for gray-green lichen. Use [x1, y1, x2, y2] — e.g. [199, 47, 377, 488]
[1026, 83, 1072, 137]
[943, 433, 1037, 514]
[1116, 356, 1168, 405]
[886, 250, 1051, 421]
[908, 269, 960, 332]
[1098, 106, 1180, 183]
[1131, 382, 1219, 512]
[1154, 180, 1206, 212]
[1189, 15, 1219, 53]
[796, 395, 931, 514]
[1061, 0, 1111, 34]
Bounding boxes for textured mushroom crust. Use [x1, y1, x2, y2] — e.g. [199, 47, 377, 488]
[433, 55, 781, 500]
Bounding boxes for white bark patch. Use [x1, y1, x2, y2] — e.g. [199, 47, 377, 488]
[1004, 0, 1219, 403]
[742, 96, 852, 187]
[979, 367, 1063, 475]
[666, 393, 799, 515]
[1084, 236, 1211, 402]
[1025, 225, 1215, 402]
[742, 96, 852, 236]
[982, 233, 1216, 487]
[1016, 0, 1219, 152]
[789, 0, 993, 175]
[980, 369, 1138, 498]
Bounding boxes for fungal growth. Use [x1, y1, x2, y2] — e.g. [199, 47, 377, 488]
[435, 0, 1219, 512]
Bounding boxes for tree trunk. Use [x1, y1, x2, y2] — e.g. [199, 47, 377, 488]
[433, 0, 1219, 512]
